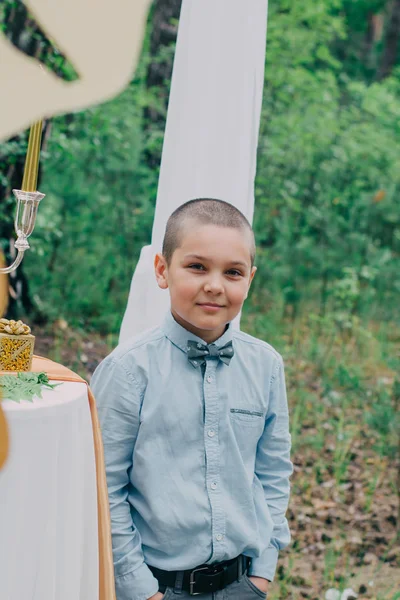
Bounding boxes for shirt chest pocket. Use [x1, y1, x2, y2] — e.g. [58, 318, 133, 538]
[228, 407, 265, 461]
[230, 408, 264, 426]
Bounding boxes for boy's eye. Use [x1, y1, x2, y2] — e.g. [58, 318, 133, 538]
[187, 264, 243, 276]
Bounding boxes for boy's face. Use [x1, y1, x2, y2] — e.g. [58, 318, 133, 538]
[155, 223, 256, 343]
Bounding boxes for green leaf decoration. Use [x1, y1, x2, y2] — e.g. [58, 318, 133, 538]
[0, 372, 62, 403]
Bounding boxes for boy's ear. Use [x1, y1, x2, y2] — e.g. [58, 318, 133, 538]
[154, 253, 169, 289]
[249, 266, 257, 286]
[244, 266, 257, 298]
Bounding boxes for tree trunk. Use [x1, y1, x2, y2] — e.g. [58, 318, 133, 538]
[364, 11, 385, 72]
[377, 0, 400, 79]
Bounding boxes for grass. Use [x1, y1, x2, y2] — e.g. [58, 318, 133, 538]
[241, 302, 400, 599]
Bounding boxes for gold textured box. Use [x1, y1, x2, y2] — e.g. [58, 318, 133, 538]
[0, 332, 35, 371]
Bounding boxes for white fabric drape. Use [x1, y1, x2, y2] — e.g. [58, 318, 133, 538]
[0, 382, 98, 600]
[120, 0, 268, 343]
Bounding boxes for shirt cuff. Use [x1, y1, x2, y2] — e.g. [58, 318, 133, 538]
[115, 562, 159, 600]
[248, 544, 279, 582]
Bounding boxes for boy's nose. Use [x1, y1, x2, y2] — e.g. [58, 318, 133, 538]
[204, 276, 224, 294]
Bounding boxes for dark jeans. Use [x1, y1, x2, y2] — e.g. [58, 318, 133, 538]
[158, 573, 267, 599]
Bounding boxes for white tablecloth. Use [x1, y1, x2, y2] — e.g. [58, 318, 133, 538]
[0, 381, 98, 600]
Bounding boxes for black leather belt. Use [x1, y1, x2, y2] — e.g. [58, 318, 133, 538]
[148, 555, 250, 595]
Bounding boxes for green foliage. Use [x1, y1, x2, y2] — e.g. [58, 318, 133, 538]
[253, 0, 400, 323]
[1, 0, 400, 332]
[365, 380, 400, 458]
[0, 133, 28, 237]
[0, 372, 61, 402]
[24, 80, 155, 331]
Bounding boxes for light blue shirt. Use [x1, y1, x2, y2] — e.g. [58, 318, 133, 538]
[92, 312, 293, 600]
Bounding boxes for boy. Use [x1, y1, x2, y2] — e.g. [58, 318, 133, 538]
[92, 198, 293, 600]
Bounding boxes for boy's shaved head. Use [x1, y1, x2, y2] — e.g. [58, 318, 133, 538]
[162, 198, 256, 265]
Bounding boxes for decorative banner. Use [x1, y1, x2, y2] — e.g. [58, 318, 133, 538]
[120, 0, 269, 342]
[0, 0, 152, 141]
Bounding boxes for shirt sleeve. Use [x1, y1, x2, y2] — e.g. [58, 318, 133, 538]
[91, 356, 159, 600]
[248, 356, 293, 582]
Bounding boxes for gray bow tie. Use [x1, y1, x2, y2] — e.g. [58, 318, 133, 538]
[186, 340, 234, 368]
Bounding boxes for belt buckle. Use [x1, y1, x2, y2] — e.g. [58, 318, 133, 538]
[189, 566, 209, 596]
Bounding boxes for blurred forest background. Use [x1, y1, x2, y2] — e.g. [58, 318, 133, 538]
[0, 0, 399, 598]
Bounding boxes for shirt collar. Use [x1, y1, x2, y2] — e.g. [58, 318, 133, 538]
[161, 311, 233, 354]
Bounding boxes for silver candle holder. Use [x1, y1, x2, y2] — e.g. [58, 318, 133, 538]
[0, 189, 45, 274]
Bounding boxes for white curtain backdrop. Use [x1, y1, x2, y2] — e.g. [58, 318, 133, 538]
[120, 0, 268, 344]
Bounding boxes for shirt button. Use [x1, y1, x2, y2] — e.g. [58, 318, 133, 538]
[216, 534, 223, 541]
[210, 481, 218, 490]
[208, 429, 215, 438]
[206, 376, 212, 383]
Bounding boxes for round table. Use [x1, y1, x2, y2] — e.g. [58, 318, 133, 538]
[0, 381, 99, 600]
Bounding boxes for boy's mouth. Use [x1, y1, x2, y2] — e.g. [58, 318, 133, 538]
[197, 303, 225, 310]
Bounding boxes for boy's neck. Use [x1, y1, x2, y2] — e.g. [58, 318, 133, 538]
[170, 311, 229, 344]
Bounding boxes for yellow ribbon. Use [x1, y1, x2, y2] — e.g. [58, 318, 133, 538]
[0, 318, 31, 335]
